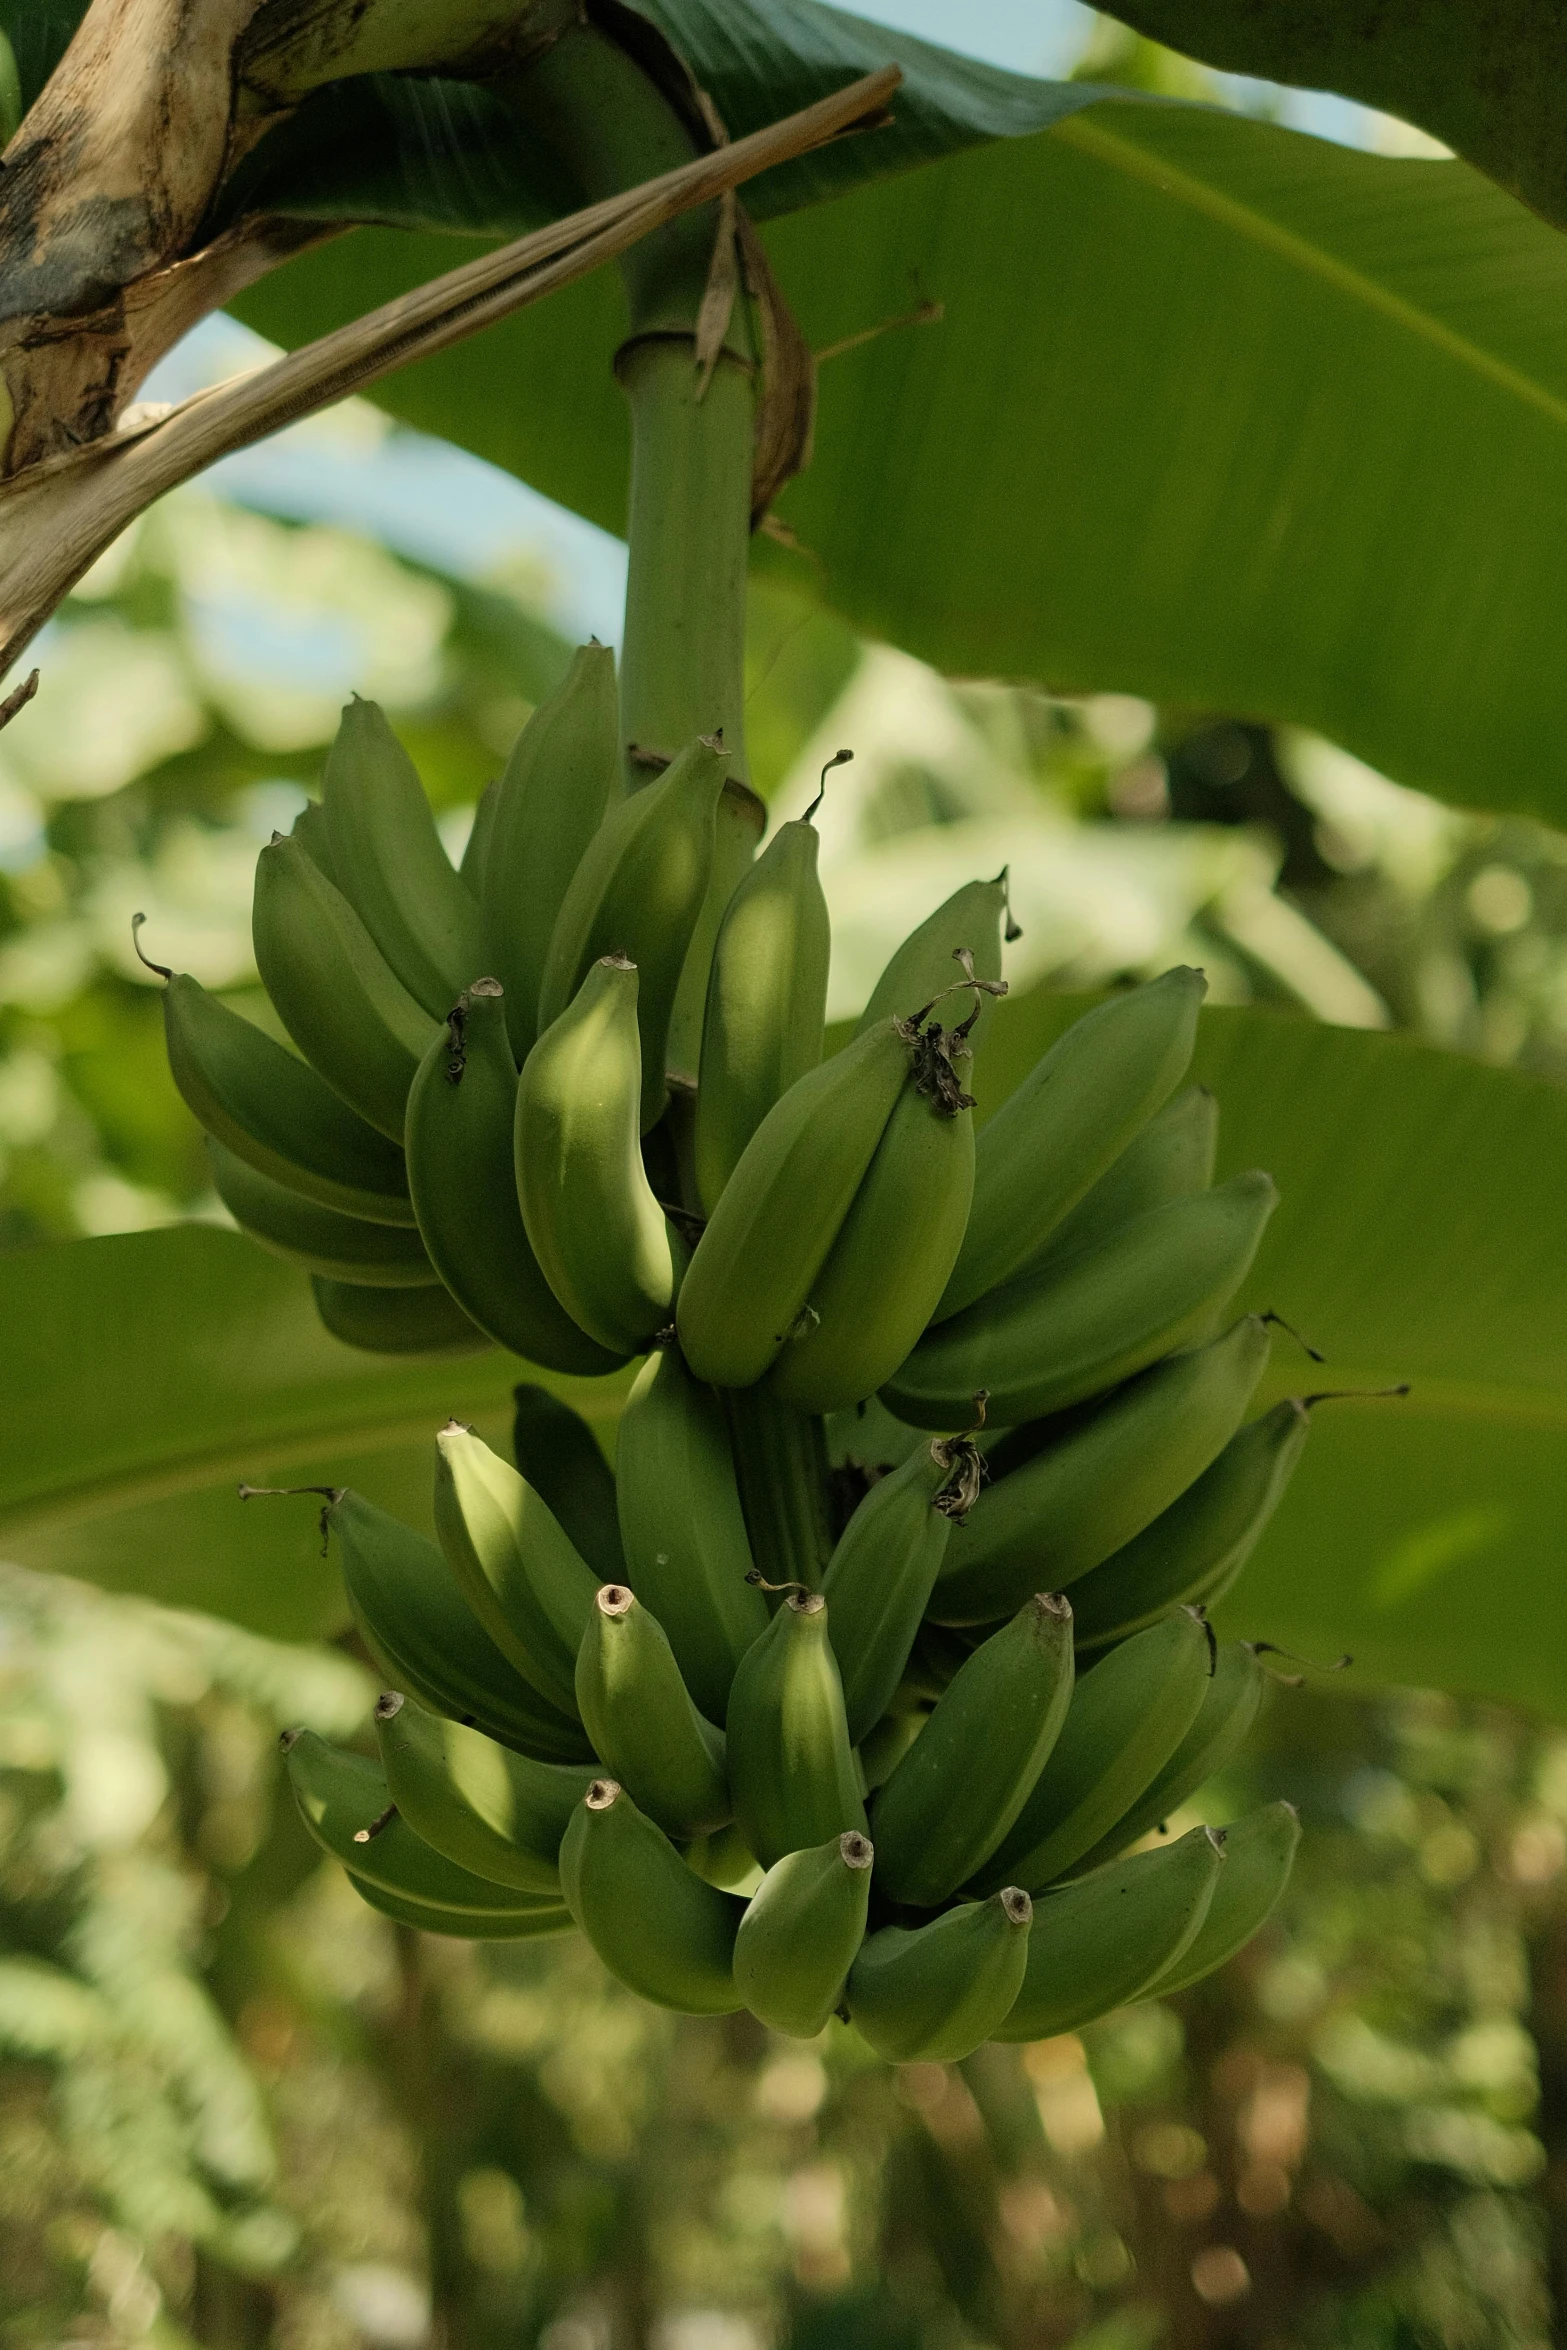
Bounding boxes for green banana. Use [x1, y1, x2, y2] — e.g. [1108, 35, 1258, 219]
[538, 732, 729, 1128]
[206, 1137, 437, 1286]
[251, 832, 438, 1141]
[515, 956, 674, 1352]
[155, 965, 414, 1224]
[733, 1830, 873, 2038]
[1140, 1801, 1300, 1996]
[971, 1608, 1214, 1894]
[290, 796, 338, 882]
[614, 1346, 767, 1723]
[512, 1384, 625, 1583]
[405, 978, 626, 1374]
[1071, 1641, 1266, 1873]
[992, 1824, 1225, 2042]
[666, 778, 768, 1086]
[929, 1318, 1271, 1626]
[320, 696, 483, 1018]
[725, 1592, 867, 1869]
[283, 1728, 566, 1926]
[847, 1888, 1033, 2063]
[683, 1823, 763, 1894]
[559, 1778, 745, 2014]
[693, 810, 830, 1213]
[869, 1593, 1074, 1906]
[884, 1172, 1277, 1429]
[311, 1276, 490, 1356]
[349, 1872, 573, 1939]
[1021, 1082, 1218, 1274]
[858, 1704, 927, 1792]
[327, 1487, 591, 1763]
[898, 1621, 976, 1706]
[574, 1584, 730, 1838]
[433, 1421, 600, 1719]
[676, 1019, 914, 1390]
[459, 777, 499, 896]
[1070, 1399, 1310, 1652]
[481, 642, 622, 1059]
[767, 1048, 977, 1416]
[855, 873, 1010, 1043]
[373, 1691, 594, 1894]
[822, 1440, 957, 1743]
[937, 967, 1206, 1320]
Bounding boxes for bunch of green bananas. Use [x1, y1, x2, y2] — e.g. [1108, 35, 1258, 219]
[153, 643, 1311, 2056]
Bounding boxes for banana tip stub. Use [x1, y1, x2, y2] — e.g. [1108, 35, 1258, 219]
[586, 1778, 622, 1812]
[374, 1691, 405, 1721]
[1000, 1886, 1033, 1927]
[841, 1830, 874, 1870]
[596, 1583, 636, 1619]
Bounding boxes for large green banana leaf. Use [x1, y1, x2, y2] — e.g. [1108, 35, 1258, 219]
[1099, 1, 1567, 233]
[13, 3, 1567, 820]
[6, 997, 1567, 1724]
[224, 5, 1567, 828]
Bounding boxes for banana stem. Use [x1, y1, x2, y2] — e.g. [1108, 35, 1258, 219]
[503, 19, 757, 778]
[724, 1387, 835, 1591]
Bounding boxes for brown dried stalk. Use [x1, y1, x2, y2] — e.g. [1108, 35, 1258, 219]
[0, 62, 900, 684]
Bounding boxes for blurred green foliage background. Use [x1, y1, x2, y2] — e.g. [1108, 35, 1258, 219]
[9, 14, 1567, 2348]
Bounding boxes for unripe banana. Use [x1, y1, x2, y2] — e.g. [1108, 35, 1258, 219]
[855, 873, 1010, 1042]
[434, 1421, 600, 1718]
[821, 1440, 956, 1743]
[283, 1728, 567, 1927]
[559, 1778, 745, 2014]
[575, 1584, 730, 1838]
[869, 1593, 1074, 1906]
[1070, 1399, 1310, 1651]
[857, 1704, 928, 1792]
[938, 967, 1206, 1321]
[666, 779, 768, 1087]
[405, 980, 625, 1375]
[847, 1888, 1033, 2063]
[481, 642, 622, 1059]
[312, 1276, 490, 1356]
[459, 777, 499, 896]
[693, 813, 831, 1213]
[676, 1019, 913, 1390]
[683, 1823, 763, 1894]
[725, 1592, 867, 1869]
[156, 967, 414, 1224]
[929, 1318, 1270, 1626]
[515, 956, 674, 1352]
[1140, 1800, 1299, 1996]
[349, 1871, 573, 1939]
[206, 1137, 438, 1286]
[290, 797, 338, 882]
[373, 1691, 594, 1894]
[252, 832, 438, 1141]
[320, 697, 483, 1018]
[767, 1052, 976, 1416]
[1071, 1641, 1266, 1873]
[898, 1621, 976, 1706]
[512, 1384, 625, 1583]
[327, 1488, 591, 1763]
[971, 1608, 1214, 1894]
[538, 733, 729, 1129]
[733, 1830, 873, 2038]
[991, 1823, 1224, 2042]
[1022, 1083, 1218, 1275]
[614, 1347, 768, 1723]
[884, 1172, 1277, 1429]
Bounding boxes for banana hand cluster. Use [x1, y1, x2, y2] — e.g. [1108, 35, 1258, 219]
[159, 642, 1315, 2051]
